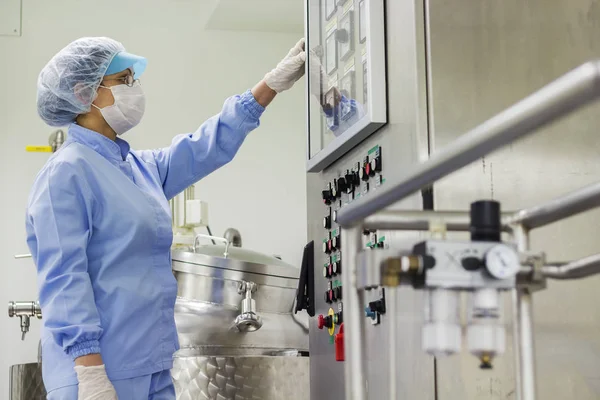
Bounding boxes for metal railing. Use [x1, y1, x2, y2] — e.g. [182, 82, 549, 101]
[337, 60, 600, 400]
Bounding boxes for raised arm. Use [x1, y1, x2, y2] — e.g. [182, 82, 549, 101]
[141, 89, 266, 200]
[141, 39, 306, 199]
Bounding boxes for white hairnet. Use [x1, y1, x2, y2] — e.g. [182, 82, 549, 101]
[37, 37, 125, 127]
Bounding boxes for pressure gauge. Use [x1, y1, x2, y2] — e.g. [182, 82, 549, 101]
[484, 244, 520, 279]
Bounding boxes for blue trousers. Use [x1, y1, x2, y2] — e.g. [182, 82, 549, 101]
[46, 369, 175, 400]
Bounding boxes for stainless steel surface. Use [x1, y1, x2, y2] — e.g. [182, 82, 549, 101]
[172, 248, 299, 280]
[8, 301, 42, 341]
[509, 181, 600, 229]
[541, 253, 600, 280]
[341, 226, 366, 400]
[172, 356, 309, 400]
[173, 244, 303, 353]
[428, 1, 600, 398]
[307, 1, 435, 398]
[9, 363, 46, 400]
[223, 228, 242, 247]
[363, 210, 515, 232]
[338, 60, 600, 228]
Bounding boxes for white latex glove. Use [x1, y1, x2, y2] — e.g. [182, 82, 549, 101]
[74, 365, 118, 400]
[264, 38, 306, 93]
[308, 48, 329, 99]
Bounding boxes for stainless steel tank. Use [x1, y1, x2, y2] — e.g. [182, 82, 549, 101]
[9, 363, 46, 400]
[171, 240, 309, 400]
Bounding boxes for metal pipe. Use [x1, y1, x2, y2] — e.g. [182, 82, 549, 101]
[513, 225, 537, 400]
[14, 254, 32, 259]
[341, 226, 367, 400]
[541, 253, 600, 280]
[362, 210, 515, 232]
[387, 288, 397, 400]
[508, 181, 600, 230]
[511, 289, 523, 400]
[337, 61, 600, 228]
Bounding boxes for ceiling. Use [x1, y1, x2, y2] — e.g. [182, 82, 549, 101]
[204, 0, 304, 34]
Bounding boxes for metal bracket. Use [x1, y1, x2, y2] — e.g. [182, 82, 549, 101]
[518, 252, 547, 292]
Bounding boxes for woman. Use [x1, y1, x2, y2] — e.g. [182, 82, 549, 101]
[27, 36, 306, 400]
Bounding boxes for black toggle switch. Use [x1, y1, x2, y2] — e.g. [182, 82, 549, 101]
[359, 166, 368, 182]
[344, 170, 355, 192]
[322, 189, 332, 205]
[369, 289, 386, 314]
[325, 292, 331, 304]
[332, 261, 340, 275]
[337, 177, 348, 193]
[371, 156, 382, 173]
[369, 299, 386, 315]
[461, 257, 482, 271]
[334, 286, 342, 300]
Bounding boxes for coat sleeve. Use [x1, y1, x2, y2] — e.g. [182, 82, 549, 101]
[26, 161, 103, 360]
[137, 89, 265, 200]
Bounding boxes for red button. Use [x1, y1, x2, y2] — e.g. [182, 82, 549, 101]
[328, 240, 333, 251]
[335, 323, 345, 361]
[365, 163, 371, 176]
[317, 314, 325, 330]
[329, 264, 333, 276]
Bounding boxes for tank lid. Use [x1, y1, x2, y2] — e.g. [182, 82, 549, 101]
[172, 245, 299, 279]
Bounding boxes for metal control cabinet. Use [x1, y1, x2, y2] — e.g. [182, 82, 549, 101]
[306, 0, 600, 399]
[307, 1, 434, 399]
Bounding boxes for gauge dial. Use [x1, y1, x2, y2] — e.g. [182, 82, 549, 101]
[485, 244, 520, 279]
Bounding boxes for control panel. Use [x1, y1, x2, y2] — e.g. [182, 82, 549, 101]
[306, 0, 387, 172]
[316, 144, 387, 357]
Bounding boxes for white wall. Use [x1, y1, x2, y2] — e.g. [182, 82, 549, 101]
[0, 0, 305, 396]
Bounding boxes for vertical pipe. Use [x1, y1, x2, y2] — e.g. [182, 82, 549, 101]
[513, 225, 537, 400]
[170, 198, 175, 227]
[183, 188, 188, 227]
[387, 287, 397, 400]
[511, 289, 522, 400]
[341, 226, 367, 400]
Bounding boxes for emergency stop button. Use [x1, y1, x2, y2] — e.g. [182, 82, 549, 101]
[318, 314, 325, 329]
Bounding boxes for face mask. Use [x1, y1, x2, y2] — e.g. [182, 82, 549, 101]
[92, 81, 146, 135]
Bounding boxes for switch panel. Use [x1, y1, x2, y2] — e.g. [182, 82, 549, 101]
[316, 144, 386, 357]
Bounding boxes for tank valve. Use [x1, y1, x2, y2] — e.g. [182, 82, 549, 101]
[8, 301, 42, 341]
[234, 281, 262, 332]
